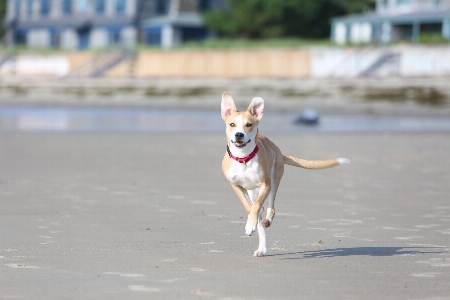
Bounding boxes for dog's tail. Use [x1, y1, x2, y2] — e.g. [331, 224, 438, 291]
[282, 155, 350, 170]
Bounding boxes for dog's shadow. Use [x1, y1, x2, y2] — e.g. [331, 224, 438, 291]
[268, 246, 446, 259]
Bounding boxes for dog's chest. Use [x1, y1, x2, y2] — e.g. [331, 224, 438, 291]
[226, 156, 263, 190]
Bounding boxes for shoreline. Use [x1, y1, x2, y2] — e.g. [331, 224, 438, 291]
[1, 77, 450, 117]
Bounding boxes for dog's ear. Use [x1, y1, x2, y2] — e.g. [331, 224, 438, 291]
[221, 92, 237, 120]
[247, 97, 264, 120]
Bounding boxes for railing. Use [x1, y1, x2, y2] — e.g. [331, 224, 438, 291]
[328, 46, 400, 78]
[328, 47, 375, 78]
[65, 50, 135, 78]
[359, 52, 400, 77]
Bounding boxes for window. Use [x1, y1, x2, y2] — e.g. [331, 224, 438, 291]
[396, 0, 412, 5]
[78, 27, 90, 49]
[431, 0, 442, 8]
[156, 0, 168, 15]
[144, 27, 162, 44]
[109, 27, 121, 44]
[182, 27, 207, 42]
[77, 0, 88, 12]
[40, 0, 50, 16]
[334, 23, 347, 45]
[115, 0, 126, 14]
[50, 29, 61, 48]
[62, 0, 72, 15]
[14, 0, 21, 18]
[95, 0, 105, 14]
[27, 0, 33, 17]
[14, 29, 28, 45]
[200, 0, 211, 11]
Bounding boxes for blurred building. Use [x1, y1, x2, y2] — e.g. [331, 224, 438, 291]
[3, 0, 226, 49]
[331, 0, 450, 44]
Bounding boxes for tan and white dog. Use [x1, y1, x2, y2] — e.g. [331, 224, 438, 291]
[221, 92, 349, 257]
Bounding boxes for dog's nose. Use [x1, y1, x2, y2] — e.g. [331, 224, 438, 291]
[235, 132, 244, 139]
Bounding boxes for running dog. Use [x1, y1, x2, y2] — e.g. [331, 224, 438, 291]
[221, 92, 349, 257]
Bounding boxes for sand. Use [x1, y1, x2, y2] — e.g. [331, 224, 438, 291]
[1, 131, 449, 299]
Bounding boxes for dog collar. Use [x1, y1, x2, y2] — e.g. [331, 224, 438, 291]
[227, 145, 259, 164]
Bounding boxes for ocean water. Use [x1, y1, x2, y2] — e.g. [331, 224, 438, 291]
[1, 106, 449, 133]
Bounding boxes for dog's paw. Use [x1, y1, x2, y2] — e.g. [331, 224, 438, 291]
[245, 222, 256, 236]
[261, 218, 271, 228]
[253, 249, 267, 257]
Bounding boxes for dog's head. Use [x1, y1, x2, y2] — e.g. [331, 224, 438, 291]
[221, 92, 264, 149]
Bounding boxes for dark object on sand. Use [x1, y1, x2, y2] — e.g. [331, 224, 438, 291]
[294, 109, 320, 125]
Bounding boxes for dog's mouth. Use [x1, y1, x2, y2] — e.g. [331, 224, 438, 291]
[232, 139, 251, 148]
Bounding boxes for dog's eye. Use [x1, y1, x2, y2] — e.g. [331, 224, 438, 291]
[245, 123, 252, 127]
[229, 123, 235, 127]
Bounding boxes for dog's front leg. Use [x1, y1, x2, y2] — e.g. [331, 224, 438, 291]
[254, 214, 267, 257]
[245, 183, 271, 236]
[229, 183, 252, 214]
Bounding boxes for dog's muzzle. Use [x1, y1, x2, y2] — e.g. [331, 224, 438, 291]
[232, 133, 251, 148]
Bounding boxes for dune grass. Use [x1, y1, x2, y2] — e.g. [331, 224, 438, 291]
[178, 38, 333, 49]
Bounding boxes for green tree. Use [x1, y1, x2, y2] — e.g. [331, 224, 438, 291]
[344, 0, 375, 13]
[203, 0, 374, 39]
[0, 0, 6, 40]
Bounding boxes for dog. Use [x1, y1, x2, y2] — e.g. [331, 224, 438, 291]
[221, 92, 349, 257]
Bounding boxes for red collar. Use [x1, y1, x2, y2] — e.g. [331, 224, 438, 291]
[227, 145, 259, 164]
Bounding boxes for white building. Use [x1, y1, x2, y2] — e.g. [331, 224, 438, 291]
[331, 0, 450, 44]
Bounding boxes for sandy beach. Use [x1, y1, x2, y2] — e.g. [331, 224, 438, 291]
[1, 130, 449, 299]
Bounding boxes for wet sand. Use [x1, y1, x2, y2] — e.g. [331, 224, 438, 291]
[1, 77, 450, 116]
[1, 131, 449, 299]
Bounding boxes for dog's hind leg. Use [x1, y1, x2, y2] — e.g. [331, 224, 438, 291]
[247, 188, 268, 256]
[262, 160, 284, 228]
[262, 191, 276, 228]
